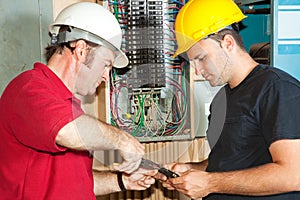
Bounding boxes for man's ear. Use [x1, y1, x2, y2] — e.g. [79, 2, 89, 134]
[221, 34, 235, 52]
[73, 40, 88, 62]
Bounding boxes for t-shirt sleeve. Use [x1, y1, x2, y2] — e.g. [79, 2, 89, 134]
[260, 80, 300, 147]
[10, 80, 84, 153]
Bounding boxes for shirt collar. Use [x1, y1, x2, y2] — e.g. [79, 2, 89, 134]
[33, 62, 79, 103]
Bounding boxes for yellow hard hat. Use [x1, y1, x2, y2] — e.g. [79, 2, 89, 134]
[173, 0, 247, 58]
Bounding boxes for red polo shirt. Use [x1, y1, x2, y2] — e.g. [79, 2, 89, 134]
[0, 63, 95, 199]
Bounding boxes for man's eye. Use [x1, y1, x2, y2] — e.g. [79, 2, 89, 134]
[198, 58, 203, 62]
[104, 64, 112, 70]
[197, 57, 205, 62]
[200, 54, 207, 60]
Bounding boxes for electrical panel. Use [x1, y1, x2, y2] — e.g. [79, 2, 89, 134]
[126, 0, 166, 89]
[105, 0, 192, 142]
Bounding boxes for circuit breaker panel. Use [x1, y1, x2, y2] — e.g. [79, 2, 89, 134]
[105, 0, 192, 142]
[124, 0, 167, 89]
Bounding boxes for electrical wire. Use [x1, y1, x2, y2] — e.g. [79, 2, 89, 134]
[108, 0, 189, 140]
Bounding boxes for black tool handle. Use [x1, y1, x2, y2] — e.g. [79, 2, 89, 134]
[158, 168, 179, 178]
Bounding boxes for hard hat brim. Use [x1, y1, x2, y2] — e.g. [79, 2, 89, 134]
[114, 50, 129, 68]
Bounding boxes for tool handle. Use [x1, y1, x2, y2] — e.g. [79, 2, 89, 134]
[158, 168, 179, 178]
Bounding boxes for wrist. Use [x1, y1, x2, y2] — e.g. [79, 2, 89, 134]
[117, 171, 126, 191]
[111, 127, 126, 150]
[207, 172, 220, 194]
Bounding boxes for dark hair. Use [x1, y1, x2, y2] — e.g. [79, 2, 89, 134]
[208, 26, 247, 52]
[44, 43, 74, 62]
[44, 26, 75, 62]
[44, 25, 98, 62]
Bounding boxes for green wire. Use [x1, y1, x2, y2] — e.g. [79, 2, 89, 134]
[113, 0, 119, 22]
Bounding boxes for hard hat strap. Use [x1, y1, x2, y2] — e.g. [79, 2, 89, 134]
[51, 27, 118, 53]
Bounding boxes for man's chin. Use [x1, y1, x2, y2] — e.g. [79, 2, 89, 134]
[87, 90, 96, 96]
[76, 89, 96, 97]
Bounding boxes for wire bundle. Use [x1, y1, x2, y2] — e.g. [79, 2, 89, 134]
[107, 0, 190, 141]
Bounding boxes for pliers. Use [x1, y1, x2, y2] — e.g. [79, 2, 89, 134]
[140, 158, 179, 178]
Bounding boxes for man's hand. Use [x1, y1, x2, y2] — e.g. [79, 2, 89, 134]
[154, 162, 191, 190]
[93, 168, 157, 196]
[113, 132, 145, 174]
[123, 168, 157, 190]
[166, 169, 212, 199]
[155, 162, 190, 181]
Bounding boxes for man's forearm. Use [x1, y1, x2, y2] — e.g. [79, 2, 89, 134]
[56, 114, 123, 151]
[209, 162, 300, 196]
[187, 159, 208, 171]
[93, 171, 121, 196]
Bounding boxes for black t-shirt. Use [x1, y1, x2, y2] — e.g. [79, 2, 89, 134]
[204, 64, 300, 199]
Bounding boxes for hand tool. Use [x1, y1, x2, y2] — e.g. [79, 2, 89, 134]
[140, 158, 179, 178]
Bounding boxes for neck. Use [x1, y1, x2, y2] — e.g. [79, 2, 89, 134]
[47, 51, 77, 93]
[228, 53, 258, 88]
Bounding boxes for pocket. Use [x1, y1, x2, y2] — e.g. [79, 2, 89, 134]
[209, 116, 247, 159]
[208, 115, 266, 171]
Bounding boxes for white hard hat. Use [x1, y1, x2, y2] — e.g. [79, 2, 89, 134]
[49, 2, 128, 68]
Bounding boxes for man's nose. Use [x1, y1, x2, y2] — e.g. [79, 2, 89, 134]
[194, 66, 202, 75]
[102, 67, 110, 82]
[190, 60, 202, 76]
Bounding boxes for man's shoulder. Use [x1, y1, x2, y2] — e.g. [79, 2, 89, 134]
[257, 64, 299, 83]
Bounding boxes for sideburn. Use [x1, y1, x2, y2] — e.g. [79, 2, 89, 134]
[83, 47, 96, 67]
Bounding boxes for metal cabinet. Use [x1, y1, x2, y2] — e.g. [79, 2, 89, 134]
[271, 0, 300, 80]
